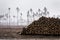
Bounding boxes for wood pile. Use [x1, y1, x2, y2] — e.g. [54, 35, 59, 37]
[21, 16, 60, 35]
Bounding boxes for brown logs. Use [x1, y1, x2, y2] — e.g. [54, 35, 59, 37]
[21, 16, 60, 35]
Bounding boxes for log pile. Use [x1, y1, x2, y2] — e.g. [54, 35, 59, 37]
[21, 16, 60, 35]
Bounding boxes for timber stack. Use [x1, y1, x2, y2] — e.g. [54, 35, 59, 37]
[21, 16, 60, 35]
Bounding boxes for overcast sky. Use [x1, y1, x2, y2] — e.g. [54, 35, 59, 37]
[0, 0, 60, 25]
[0, 0, 60, 15]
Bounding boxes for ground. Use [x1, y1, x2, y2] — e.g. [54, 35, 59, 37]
[0, 28, 59, 40]
[0, 28, 22, 38]
[0, 25, 59, 40]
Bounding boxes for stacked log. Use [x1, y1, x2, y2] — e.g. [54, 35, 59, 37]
[21, 16, 60, 35]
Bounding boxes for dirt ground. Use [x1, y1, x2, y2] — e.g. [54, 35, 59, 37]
[0, 28, 59, 39]
[0, 28, 59, 40]
[0, 28, 23, 39]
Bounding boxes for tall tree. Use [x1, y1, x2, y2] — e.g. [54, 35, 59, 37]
[30, 8, 33, 16]
[38, 9, 41, 13]
[27, 11, 30, 25]
[20, 12, 23, 25]
[30, 8, 33, 13]
[36, 12, 38, 16]
[43, 7, 47, 17]
[8, 8, 11, 25]
[8, 8, 11, 32]
[47, 11, 49, 17]
[32, 12, 35, 21]
[16, 7, 20, 25]
[0, 15, 4, 19]
[30, 8, 35, 21]
[38, 9, 42, 17]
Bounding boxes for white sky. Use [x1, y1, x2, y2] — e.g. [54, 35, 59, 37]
[0, 0, 60, 25]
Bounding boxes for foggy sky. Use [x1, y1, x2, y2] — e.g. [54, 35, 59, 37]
[0, 0, 60, 25]
[0, 0, 60, 16]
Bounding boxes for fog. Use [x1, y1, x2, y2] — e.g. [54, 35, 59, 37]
[0, 0, 60, 25]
